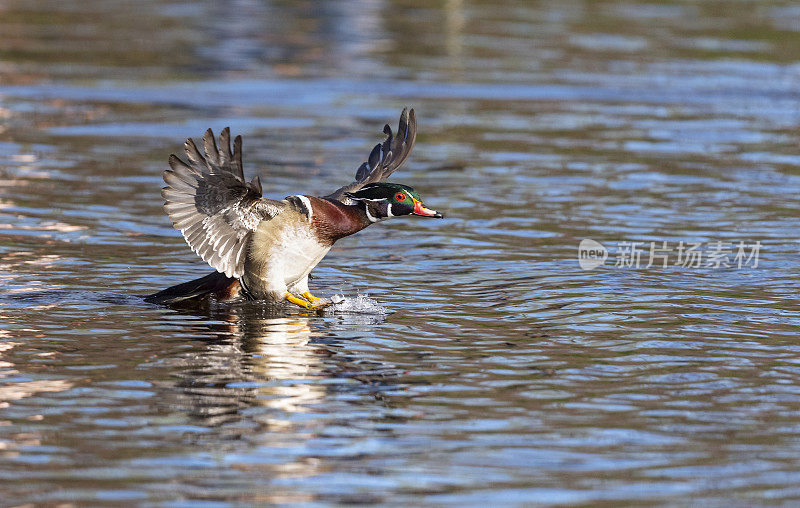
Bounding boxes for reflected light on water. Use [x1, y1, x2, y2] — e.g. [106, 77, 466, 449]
[2, 0, 800, 504]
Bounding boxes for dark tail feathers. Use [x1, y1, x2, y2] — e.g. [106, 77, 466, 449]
[143, 271, 241, 305]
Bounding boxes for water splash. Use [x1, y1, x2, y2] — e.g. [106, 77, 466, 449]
[325, 293, 388, 315]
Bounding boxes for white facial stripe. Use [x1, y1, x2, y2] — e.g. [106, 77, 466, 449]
[387, 203, 394, 217]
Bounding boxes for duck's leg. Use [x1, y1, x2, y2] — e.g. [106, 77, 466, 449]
[286, 275, 330, 308]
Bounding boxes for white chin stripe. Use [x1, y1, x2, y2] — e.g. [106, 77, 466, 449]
[387, 203, 395, 217]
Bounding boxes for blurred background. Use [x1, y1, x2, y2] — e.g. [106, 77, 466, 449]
[3, 0, 800, 505]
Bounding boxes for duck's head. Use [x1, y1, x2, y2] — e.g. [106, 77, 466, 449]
[346, 182, 442, 222]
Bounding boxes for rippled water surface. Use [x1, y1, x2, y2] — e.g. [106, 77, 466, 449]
[3, 0, 800, 505]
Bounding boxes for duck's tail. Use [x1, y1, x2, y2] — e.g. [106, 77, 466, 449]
[143, 271, 242, 305]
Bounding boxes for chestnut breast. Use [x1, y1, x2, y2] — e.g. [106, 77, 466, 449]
[306, 196, 370, 244]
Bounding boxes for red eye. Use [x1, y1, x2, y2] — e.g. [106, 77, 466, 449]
[394, 192, 405, 201]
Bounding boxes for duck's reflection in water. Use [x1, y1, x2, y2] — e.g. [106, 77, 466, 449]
[238, 315, 333, 434]
[162, 303, 394, 437]
[158, 305, 401, 502]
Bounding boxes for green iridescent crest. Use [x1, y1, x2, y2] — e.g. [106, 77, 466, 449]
[346, 182, 420, 204]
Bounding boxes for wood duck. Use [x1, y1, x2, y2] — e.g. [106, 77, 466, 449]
[145, 108, 442, 309]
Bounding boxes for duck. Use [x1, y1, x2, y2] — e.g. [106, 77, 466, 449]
[144, 108, 442, 309]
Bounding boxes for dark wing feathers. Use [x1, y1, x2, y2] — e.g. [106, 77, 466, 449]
[162, 127, 285, 278]
[325, 108, 418, 203]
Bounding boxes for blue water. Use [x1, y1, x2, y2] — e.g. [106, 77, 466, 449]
[2, 0, 800, 505]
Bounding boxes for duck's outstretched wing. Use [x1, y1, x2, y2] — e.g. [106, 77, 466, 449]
[161, 128, 286, 278]
[324, 108, 417, 204]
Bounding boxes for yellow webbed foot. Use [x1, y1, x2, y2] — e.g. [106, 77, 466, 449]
[301, 291, 322, 303]
[285, 292, 330, 311]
